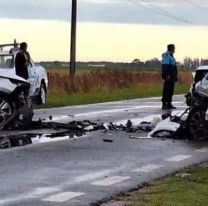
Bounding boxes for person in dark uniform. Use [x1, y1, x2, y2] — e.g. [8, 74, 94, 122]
[161, 44, 178, 110]
[15, 42, 31, 80]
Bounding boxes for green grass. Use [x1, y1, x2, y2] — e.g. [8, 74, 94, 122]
[37, 83, 189, 108]
[119, 164, 208, 206]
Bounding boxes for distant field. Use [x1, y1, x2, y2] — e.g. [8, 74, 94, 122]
[46, 67, 91, 74]
[38, 67, 192, 107]
[46, 67, 192, 93]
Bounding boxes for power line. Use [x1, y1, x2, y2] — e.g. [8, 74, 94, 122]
[128, 0, 196, 25]
[140, 0, 195, 25]
[128, 0, 175, 20]
[128, 0, 179, 23]
[183, 0, 208, 13]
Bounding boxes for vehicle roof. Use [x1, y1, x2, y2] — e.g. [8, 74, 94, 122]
[196, 65, 208, 71]
[0, 51, 12, 55]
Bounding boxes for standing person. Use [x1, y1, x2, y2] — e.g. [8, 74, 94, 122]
[161, 44, 178, 110]
[10, 39, 19, 55]
[15, 42, 32, 80]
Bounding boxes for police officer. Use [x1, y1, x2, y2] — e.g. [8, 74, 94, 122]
[161, 44, 178, 110]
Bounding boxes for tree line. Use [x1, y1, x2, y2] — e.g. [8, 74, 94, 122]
[131, 57, 208, 69]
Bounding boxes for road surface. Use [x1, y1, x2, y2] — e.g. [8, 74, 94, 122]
[0, 95, 208, 206]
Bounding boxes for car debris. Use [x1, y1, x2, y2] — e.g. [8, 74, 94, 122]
[149, 110, 189, 139]
[0, 111, 198, 150]
[129, 135, 151, 139]
[3, 72, 208, 150]
[0, 117, 157, 149]
[0, 137, 11, 149]
[103, 139, 114, 143]
[149, 117, 181, 138]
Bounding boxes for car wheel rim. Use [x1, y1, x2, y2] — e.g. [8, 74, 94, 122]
[0, 98, 12, 126]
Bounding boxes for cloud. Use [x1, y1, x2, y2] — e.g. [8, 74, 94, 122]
[140, 2, 174, 8]
[0, 0, 208, 26]
[78, 0, 208, 26]
[0, 0, 70, 21]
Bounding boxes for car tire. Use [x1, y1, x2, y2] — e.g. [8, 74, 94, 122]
[37, 83, 47, 105]
[187, 105, 208, 140]
[0, 94, 15, 129]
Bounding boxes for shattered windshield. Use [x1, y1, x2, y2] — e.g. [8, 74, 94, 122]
[0, 54, 14, 68]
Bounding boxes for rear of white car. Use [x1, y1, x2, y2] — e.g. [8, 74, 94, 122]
[0, 47, 48, 104]
[28, 61, 48, 104]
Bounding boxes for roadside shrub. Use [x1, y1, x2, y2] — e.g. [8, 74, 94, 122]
[47, 69, 192, 93]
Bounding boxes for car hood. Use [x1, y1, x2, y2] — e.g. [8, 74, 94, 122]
[0, 68, 28, 83]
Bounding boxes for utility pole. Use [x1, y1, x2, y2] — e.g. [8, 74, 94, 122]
[70, 0, 77, 90]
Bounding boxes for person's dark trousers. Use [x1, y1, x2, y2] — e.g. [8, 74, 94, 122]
[162, 79, 175, 106]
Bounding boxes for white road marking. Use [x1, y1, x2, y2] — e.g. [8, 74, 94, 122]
[195, 148, 208, 153]
[0, 188, 62, 205]
[36, 96, 183, 112]
[36, 97, 163, 112]
[30, 187, 61, 196]
[91, 176, 130, 186]
[74, 170, 112, 183]
[51, 106, 159, 121]
[51, 105, 186, 121]
[166, 155, 192, 162]
[0, 195, 32, 205]
[42, 192, 85, 203]
[133, 164, 162, 173]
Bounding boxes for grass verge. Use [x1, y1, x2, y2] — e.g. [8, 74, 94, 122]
[37, 83, 189, 108]
[110, 163, 208, 206]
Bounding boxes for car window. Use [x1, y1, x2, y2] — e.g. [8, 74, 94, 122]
[195, 71, 208, 83]
[0, 55, 14, 68]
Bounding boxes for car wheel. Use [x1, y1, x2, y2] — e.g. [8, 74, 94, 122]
[37, 83, 47, 105]
[0, 94, 15, 129]
[187, 106, 208, 140]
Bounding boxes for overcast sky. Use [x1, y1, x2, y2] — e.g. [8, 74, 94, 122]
[0, 0, 208, 26]
[1, 0, 208, 62]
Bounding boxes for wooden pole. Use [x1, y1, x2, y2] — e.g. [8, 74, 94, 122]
[70, 0, 77, 90]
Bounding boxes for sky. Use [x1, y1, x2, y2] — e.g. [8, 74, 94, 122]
[1, 0, 208, 62]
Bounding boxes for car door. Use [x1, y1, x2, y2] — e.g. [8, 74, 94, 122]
[28, 60, 40, 96]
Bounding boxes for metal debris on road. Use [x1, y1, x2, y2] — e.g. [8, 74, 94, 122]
[2, 106, 208, 150]
[0, 118, 156, 149]
[103, 139, 114, 143]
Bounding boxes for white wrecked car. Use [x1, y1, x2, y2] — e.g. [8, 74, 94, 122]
[186, 65, 208, 106]
[151, 69, 208, 140]
[0, 41, 48, 104]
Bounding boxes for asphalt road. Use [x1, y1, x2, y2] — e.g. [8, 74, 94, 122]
[1, 95, 208, 206]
